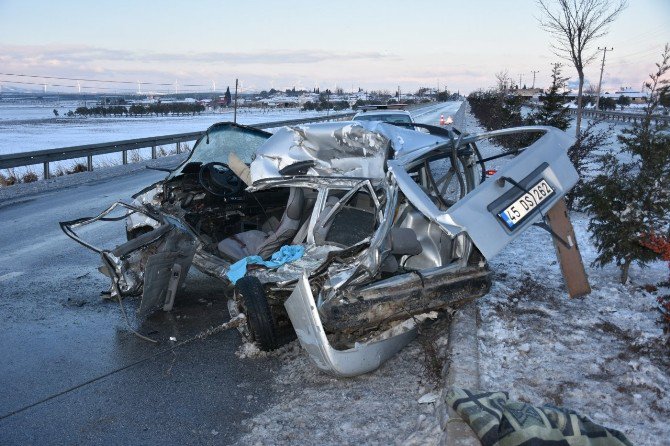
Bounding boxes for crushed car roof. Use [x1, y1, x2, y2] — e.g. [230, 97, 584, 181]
[249, 121, 448, 183]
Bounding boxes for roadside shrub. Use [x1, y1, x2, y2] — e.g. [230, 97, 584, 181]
[598, 97, 617, 111]
[468, 89, 535, 150]
[640, 233, 670, 331]
[53, 165, 67, 177]
[526, 63, 571, 131]
[130, 150, 142, 163]
[565, 119, 613, 210]
[581, 44, 670, 283]
[1, 169, 20, 186]
[67, 163, 88, 174]
[22, 171, 38, 183]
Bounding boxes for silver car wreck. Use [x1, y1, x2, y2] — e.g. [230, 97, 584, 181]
[61, 119, 578, 376]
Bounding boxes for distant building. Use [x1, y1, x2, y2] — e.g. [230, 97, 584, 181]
[212, 96, 231, 107]
[97, 96, 126, 106]
[613, 87, 648, 104]
[513, 88, 545, 99]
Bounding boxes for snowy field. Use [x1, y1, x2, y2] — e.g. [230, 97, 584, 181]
[0, 102, 338, 156]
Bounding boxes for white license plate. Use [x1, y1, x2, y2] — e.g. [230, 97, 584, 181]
[498, 179, 554, 229]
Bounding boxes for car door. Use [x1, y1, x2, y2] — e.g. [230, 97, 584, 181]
[388, 126, 579, 260]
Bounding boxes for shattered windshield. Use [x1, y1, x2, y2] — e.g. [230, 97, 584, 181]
[170, 124, 270, 178]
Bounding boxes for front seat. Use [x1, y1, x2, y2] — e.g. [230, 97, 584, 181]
[217, 188, 304, 261]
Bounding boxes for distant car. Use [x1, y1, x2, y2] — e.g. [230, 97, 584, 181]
[61, 119, 578, 377]
[353, 107, 414, 124]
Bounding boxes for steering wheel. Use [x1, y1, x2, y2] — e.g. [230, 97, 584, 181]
[198, 162, 244, 198]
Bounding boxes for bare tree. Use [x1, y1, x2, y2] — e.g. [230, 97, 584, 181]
[584, 83, 598, 96]
[537, 0, 627, 137]
[495, 70, 513, 95]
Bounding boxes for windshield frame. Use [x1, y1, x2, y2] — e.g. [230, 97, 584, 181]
[167, 122, 271, 179]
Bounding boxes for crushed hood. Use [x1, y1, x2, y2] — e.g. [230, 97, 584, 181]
[249, 121, 447, 183]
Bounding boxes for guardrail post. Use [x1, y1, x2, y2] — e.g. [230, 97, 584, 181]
[87, 155, 93, 172]
[176, 142, 181, 154]
[122, 150, 128, 165]
[43, 161, 50, 180]
[151, 145, 157, 159]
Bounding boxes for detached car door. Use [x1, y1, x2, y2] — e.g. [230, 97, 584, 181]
[389, 126, 579, 260]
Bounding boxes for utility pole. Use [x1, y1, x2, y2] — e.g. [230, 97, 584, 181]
[595, 47, 613, 110]
[233, 78, 239, 123]
[518, 74, 523, 89]
[531, 70, 540, 89]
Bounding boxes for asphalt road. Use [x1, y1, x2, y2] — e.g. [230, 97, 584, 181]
[0, 101, 463, 445]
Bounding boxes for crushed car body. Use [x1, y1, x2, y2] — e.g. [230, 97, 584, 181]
[61, 119, 578, 376]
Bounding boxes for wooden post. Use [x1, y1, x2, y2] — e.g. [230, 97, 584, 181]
[87, 155, 93, 171]
[43, 161, 49, 180]
[122, 150, 128, 165]
[545, 198, 591, 298]
[151, 145, 157, 159]
[176, 142, 181, 154]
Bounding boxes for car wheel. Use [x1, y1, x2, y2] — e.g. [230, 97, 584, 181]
[232, 276, 278, 351]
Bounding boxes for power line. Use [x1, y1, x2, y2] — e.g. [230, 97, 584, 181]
[0, 79, 122, 91]
[0, 78, 214, 94]
[0, 72, 209, 87]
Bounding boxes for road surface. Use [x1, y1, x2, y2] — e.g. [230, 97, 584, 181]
[0, 102, 463, 444]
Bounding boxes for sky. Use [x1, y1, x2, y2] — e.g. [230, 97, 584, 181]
[0, 0, 668, 95]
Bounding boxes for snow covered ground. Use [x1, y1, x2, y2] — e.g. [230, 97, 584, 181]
[231, 327, 448, 446]
[465, 106, 669, 445]
[0, 104, 337, 156]
[479, 215, 669, 445]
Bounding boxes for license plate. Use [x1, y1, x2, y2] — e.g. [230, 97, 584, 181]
[498, 179, 554, 229]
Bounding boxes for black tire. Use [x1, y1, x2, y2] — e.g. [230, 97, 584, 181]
[234, 276, 278, 351]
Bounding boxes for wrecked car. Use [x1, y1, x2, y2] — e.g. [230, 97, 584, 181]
[61, 119, 578, 376]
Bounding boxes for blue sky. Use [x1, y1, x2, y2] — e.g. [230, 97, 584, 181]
[0, 0, 668, 94]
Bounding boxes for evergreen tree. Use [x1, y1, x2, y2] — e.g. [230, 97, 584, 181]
[565, 119, 613, 210]
[581, 44, 670, 283]
[598, 97, 617, 111]
[224, 87, 232, 106]
[467, 88, 528, 150]
[616, 95, 631, 109]
[526, 63, 570, 131]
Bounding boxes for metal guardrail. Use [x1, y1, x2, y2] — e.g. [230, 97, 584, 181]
[0, 112, 356, 179]
[566, 108, 670, 125]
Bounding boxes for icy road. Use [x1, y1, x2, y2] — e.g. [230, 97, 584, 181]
[0, 102, 463, 445]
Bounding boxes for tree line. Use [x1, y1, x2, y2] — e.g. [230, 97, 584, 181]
[73, 102, 206, 117]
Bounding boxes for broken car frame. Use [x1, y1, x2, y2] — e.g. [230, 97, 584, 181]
[61, 119, 579, 376]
